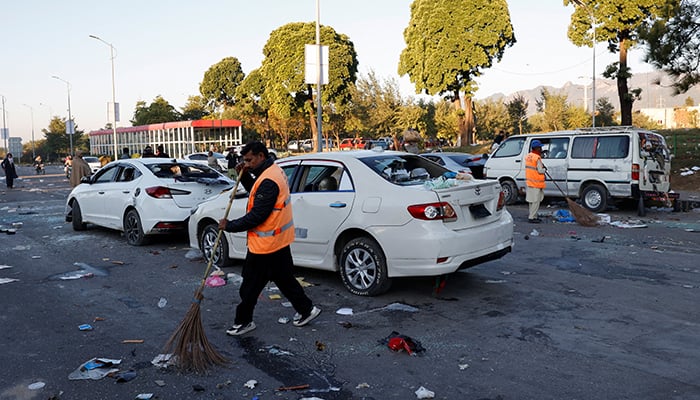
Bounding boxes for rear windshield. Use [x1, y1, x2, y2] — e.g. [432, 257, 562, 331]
[148, 162, 231, 184]
[359, 154, 450, 185]
[639, 132, 670, 160]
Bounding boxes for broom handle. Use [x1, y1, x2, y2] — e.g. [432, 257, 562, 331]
[544, 167, 568, 198]
[195, 169, 245, 293]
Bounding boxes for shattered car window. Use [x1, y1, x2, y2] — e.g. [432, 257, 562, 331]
[359, 154, 449, 185]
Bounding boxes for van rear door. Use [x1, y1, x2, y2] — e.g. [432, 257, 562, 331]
[637, 132, 671, 193]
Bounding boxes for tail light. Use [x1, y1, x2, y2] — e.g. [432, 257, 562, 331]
[497, 190, 506, 211]
[632, 163, 640, 181]
[145, 186, 190, 199]
[407, 202, 457, 221]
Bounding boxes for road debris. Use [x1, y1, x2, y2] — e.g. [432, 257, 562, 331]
[415, 386, 435, 399]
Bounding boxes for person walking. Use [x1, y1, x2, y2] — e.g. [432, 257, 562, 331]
[525, 139, 546, 223]
[218, 141, 320, 336]
[119, 147, 130, 159]
[1, 153, 19, 189]
[207, 151, 220, 171]
[70, 151, 92, 188]
[155, 145, 170, 158]
[225, 147, 239, 180]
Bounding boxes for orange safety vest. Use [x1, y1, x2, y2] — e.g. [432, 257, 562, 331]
[525, 152, 545, 189]
[246, 163, 295, 254]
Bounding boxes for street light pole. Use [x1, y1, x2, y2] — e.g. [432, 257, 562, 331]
[1, 95, 7, 154]
[90, 34, 119, 160]
[315, 0, 323, 153]
[52, 76, 74, 156]
[22, 104, 36, 160]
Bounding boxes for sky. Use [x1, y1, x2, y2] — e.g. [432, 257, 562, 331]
[0, 0, 654, 145]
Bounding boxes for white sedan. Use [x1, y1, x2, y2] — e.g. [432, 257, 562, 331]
[183, 152, 228, 171]
[66, 158, 233, 245]
[188, 149, 513, 296]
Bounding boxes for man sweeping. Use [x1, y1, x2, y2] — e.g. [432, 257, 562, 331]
[219, 141, 321, 336]
[525, 139, 547, 223]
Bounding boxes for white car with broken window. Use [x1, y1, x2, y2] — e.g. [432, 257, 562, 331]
[188, 149, 514, 296]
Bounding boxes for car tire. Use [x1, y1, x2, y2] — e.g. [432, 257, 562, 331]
[581, 184, 607, 212]
[124, 209, 147, 246]
[339, 237, 391, 296]
[71, 201, 87, 231]
[500, 179, 519, 205]
[200, 223, 232, 267]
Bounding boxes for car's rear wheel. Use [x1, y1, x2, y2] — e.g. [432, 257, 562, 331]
[581, 183, 607, 212]
[124, 209, 147, 246]
[200, 223, 232, 267]
[500, 179, 519, 205]
[71, 201, 87, 231]
[339, 237, 391, 296]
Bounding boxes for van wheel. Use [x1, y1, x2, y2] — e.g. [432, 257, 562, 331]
[339, 237, 391, 296]
[581, 184, 607, 212]
[500, 180, 518, 205]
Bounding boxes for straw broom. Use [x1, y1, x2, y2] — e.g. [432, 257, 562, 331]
[545, 170, 599, 227]
[163, 171, 244, 372]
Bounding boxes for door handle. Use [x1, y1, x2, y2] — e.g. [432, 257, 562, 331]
[122, 191, 131, 194]
[98, 191, 105, 195]
[329, 202, 346, 208]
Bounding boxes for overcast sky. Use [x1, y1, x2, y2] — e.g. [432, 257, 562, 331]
[0, 0, 652, 144]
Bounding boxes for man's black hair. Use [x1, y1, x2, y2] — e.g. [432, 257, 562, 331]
[240, 141, 269, 157]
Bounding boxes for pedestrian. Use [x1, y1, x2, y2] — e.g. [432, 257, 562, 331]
[491, 131, 505, 154]
[70, 151, 92, 188]
[155, 145, 170, 158]
[207, 150, 220, 171]
[225, 147, 239, 180]
[1, 153, 19, 189]
[142, 145, 155, 158]
[119, 147, 130, 159]
[218, 141, 321, 336]
[525, 139, 547, 223]
[99, 155, 110, 167]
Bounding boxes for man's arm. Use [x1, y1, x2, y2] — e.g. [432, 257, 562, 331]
[222, 179, 279, 233]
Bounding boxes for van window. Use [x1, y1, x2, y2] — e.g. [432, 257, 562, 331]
[492, 137, 526, 157]
[572, 136, 629, 159]
[544, 138, 569, 159]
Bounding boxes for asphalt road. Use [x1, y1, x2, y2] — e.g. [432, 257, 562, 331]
[1, 165, 699, 400]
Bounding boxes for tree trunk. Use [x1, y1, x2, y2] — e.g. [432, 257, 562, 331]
[618, 37, 634, 126]
[454, 91, 475, 146]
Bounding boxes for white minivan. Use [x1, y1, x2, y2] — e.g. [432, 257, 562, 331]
[483, 126, 673, 213]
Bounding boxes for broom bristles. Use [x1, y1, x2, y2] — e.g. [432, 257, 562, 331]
[163, 290, 228, 373]
[566, 198, 599, 227]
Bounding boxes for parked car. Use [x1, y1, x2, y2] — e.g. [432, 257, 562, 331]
[189, 149, 513, 296]
[184, 152, 228, 171]
[83, 156, 102, 173]
[287, 140, 300, 152]
[483, 127, 673, 212]
[65, 158, 233, 245]
[420, 151, 488, 178]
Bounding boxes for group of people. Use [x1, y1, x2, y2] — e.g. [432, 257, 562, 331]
[141, 145, 170, 158]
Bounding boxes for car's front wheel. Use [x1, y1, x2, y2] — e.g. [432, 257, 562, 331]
[200, 223, 232, 267]
[124, 209, 147, 246]
[339, 237, 391, 296]
[71, 201, 87, 231]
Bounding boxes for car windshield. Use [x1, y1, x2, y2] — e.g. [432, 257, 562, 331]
[359, 154, 450, 185]
[84, 157, 99, 163]
[148, 162, 231, 184]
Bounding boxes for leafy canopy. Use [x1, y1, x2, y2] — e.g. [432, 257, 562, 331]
[200, 57, 245, 109]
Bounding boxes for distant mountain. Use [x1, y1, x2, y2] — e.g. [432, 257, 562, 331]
[479, 71, 700, 115]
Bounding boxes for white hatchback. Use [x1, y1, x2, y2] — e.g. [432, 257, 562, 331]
[66, 158, 233, 245]
[188, 150, 513, 296]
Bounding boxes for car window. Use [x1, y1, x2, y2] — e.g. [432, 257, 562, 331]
[149, 162, 222, 181]
[493, 137, 525, 158]
[359, 154, 448, 185]
[423, 155, 445, 166]
[188, 154, 206, 161]
[543, 138, 570, 159]
[572, 136, 629, 159]
[93, 165, 119, 183]
[639, 132, 670, 160]
[117, 166, 140, 182]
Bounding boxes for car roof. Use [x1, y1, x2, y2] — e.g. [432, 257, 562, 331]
[279, 149, 407, 162]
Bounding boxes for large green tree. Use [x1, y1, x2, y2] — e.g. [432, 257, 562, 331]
[474, 99, 510, 142]
[398, 0, 516, 146]
[199, 57, 245, 109]
[505, 94, 530, 135]
[131, 96, 182, 126]
[640, 0, 699, 94]
[533, 89, 572, 132]
[259, 22, 358, 151]
[565, 0, 671, 126]
[42, 116, 87, 160]
[181, 95, 210, 121]
[348, 71, 405, 137]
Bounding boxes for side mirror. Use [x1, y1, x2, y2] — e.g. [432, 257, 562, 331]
[80, 176, 91, 184]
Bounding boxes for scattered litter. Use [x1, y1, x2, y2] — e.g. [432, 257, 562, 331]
[227, 273, 243, 285]
[278, 317, 290, 324]
[610, 220, 648, 229]
[158, 297, 167, 308]
[336, 307, 354, 315]
[151, 353, 175, 369]
[68, 357, 122, 380]
[383, 302, 419, 312]
[154, 380, 166, 387]
[78, 324, 93, 331]
[338, 321, 352, 328]
[244, 379, 257, 389]
[381, 331, 425, 356]
[12, 245, 28, 250]
[315, 340, 326, 351]
[592, 236, 610, 243]
[0, 278, 19, 284]
[12, 222, 23, 226]
[0, 265, 12, 269]
[281, 301, 293, 307]
[205, 275, 226, 287]
[263, 345, 294, 356]
[27, 382, 45, 390]
[554, 209, 575, 222]
[458, 363, 469, 370]
[299, 397, 324, 400]
[111, 260, 125, 265]
[135, 394, 154, 399]
[93, 317, 105, 322]
[277, 384, 310, 391]
[356, 382, 370, 389]
[268, 294, 282, 300]
[184, 249, 203, 260]
[485, 279, 507, 284]
[122, 339, 144, 344]
[529, 229, 540, 237]
[31, 255, 41, 259]
[415, 386, 435, 399]
[115, 370, 137, 383]
[192, 384, 205, 392]
[296, 277, 315, 287]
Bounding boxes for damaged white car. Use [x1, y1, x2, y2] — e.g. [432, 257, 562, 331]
[188, 149, 514, 296]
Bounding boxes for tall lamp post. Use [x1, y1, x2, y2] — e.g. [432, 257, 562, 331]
[1, 95, 7, 154]
[572, 0, 596, 127]
[90, 34, 119, 160]
[22, 104, 36, 160]
[52, 76, 74, 156]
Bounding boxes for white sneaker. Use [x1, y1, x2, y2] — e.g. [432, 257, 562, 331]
[226, 322, 256, 336]
[293, 306, 321, 327]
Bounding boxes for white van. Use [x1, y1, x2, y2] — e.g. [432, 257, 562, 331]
[483, 126, 673, 213]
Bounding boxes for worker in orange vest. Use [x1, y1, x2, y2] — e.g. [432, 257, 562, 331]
[525, 139, 547, 223]
[219, 141, 320, 336]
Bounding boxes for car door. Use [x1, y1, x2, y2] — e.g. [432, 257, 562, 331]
[538, 137, 570, 196]
[283, 160, 355, 265]
[78, 165, 121, 226]
[100, 164, 143, 229]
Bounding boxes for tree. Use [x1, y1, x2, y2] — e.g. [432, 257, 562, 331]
[595, 97, 617, 126]
[181, 95, 210, 121]
[567, 105, 591, 128]
[641, 0, 699, 94]
[235, 68, 274, 146]
[399, 0, 516, 146]
[199, 57, 245, 109]
[42, 116, 87, 160]
[505, 94, 530, 135]
[685, 96, 696, 107]
[534, 89, 571, 131]
[474, 99, 509, 141]
[565, 0, 670, 125]
[131, 96, 182, 126]
[259, 22, 358, 151]
[348, 71, 405, 137]
[433, 100, 461, 145]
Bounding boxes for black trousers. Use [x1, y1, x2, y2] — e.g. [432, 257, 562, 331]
[235, 245, 313, 325]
